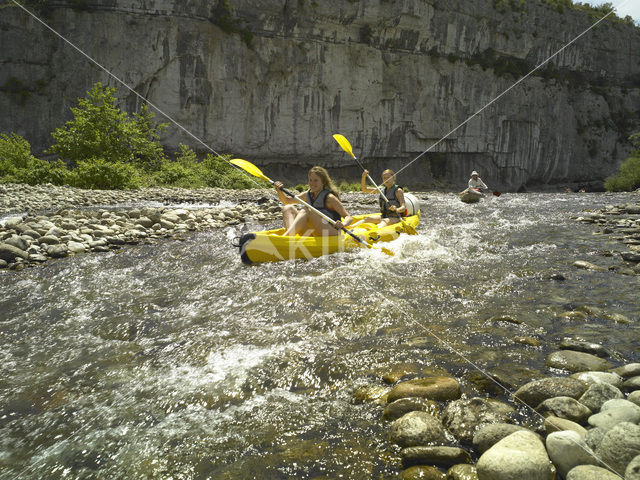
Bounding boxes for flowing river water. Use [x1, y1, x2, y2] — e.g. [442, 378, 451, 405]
[1, 191, 639, 479]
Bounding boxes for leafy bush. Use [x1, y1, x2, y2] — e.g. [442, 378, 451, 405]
[48, 82, 167, 171]
[72, 158, 141, 190]
[199, 153, 260, 189]
[0, 133, 73, 185]
[605, 133, 640, 192]
[338, 181, 361, 192]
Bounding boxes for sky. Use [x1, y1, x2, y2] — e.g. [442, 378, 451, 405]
[580, 0, 640, 21]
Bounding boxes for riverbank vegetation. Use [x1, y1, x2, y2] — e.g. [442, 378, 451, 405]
[605, 133, 640, 192]
[0, 82, 262, 190]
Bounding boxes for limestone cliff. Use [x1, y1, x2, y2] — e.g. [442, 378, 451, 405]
[1, 0, 639, 190]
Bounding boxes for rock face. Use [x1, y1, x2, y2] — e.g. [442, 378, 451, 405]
[2, 0, 640, 190]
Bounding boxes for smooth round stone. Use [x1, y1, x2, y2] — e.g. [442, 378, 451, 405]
[543, 416, 588, 437]
[545, 430, 599, 478]
[578, 383, 624, 413]
[570, 371, 623, 388]
[390, 411, 449, 448]
[514, 377, 587, 407]
[596, 422, 640, 476]
[476, 430, 552, 480]
[611, 363, 640, 378]
[401, 466, 445, 480]
[445, 464, 478, 480]
[472, 423, 532, 454]
[626, 454, 640, 480]
[546, 350, 611, 372]
[623, 376, 640, 391]
[387, 376, 461, 403]
[401, 446, 471, 469]
[566, 465, 625, 480]
[382, 397, 440, 422]
[535, 396, 592, 424]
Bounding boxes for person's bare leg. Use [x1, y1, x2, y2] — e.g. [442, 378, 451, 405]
[351, 215, 382, 228]
[282, 205, 298, 231]
[284, 209, 311, 236]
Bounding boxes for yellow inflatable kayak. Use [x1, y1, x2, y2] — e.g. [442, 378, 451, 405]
[236, 212, 420, 264]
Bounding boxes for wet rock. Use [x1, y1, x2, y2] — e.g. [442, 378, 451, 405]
[573, 260, 607, 271]
[559, 339, 609, 358]
[382, 398, 440, 422]
[626, 455, 640, 480]
[442, 398, 515, 444]
[401, 446, 471, 469]
[595, 422, 640, 475]
[545, 350, 611, 372]
[0, 259, 7, 268]
[512, 336, 541, 347]
[570, 371, 623, 388]
[390, 411, 449, 448]
[543, 415, 587, 437]
[472, 423, 532, 454]
[623, 376, 640, 392]
[621, 251, 640, 262]
[47, 244, 69, 258]
[602, 312, 633, 324]
[476, 430, 552, 480]
[4, 234, 29, 251]
[584, 426, 607, 451]
[514, 377, 587, 407]
[566, 464, 621, 480]
[0, 243, 28, 262]
[611, 363, 640, 378]
[352, 385, 388, 405]
[588, 399, 640, 431]
[629, 391, 640, 407]
[486, 315, 523, 325]
[578, 382, 624, 413]
[535, 396, 592, 424]
[38, 235, 60, 245]
[445, 464, 478, 480]
[546, 430, 599, 478]
[401, 466, 445, 480]
[67, 241, 86, 254]
[558, 310, 588, 321]
[387, 377, 461, 403]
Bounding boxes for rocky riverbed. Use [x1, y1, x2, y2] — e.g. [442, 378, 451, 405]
[0, 183, 286, 270]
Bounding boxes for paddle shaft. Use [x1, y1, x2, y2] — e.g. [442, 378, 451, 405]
[273, 181, 371, 248]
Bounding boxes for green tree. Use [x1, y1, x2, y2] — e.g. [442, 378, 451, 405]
[605, 133, 640, 192]
[48, 82, 167, 171]
[0, 132, 72, 185]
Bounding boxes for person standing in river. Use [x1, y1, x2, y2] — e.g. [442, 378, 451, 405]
[273, 166, 353, 236]
[355, 168, 407, 227]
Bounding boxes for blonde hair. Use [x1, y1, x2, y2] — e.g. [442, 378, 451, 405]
[309, 166, 340, 199]
[382, 169, 396, 182]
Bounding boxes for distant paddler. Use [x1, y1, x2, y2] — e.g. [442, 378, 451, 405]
[467, 170, 490, 194]
[274, 166, 354, 236]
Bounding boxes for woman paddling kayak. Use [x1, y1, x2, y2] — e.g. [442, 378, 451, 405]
[355, 169, 407, 227]
[274, 166, 354, 236]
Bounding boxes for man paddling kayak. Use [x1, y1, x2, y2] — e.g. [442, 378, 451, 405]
[274, 166, 354, 236]
[467, 170, 490, 193]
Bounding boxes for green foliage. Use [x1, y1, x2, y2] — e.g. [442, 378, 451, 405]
[48, 82, 167, 170]
[199, 153, 260, 189]
[338, 181, 361, 192]
[0, 133, 72, 185]
[72, 158, 141, 190]
[605, 134, 640, 192]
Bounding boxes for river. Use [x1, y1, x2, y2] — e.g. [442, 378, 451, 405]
[1, 192, 639, 479]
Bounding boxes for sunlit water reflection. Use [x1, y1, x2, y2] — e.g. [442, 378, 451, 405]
[1, 192, 638, 479]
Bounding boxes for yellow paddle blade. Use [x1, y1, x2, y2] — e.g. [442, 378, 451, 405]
[332, 134, 355, 158]
[402, 220, 417, 235]
[230, 158, 272, 183]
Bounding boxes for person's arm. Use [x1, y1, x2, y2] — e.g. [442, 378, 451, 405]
[326, 194, 353, 230]
[392, 188, 407, 214]
[360, 170, 378, 194]
[274, 181, 302, 205]
[468, 178, 474, 188]
[479, 179, 489, 190]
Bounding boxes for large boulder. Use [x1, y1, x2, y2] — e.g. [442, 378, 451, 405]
[513, 377, 587, 407]
[390, 411, 449, 448]
[545, 430, 599, 478]
[0, 243, 28, 262]
[387, 376, 461, 403]
[476, 430, 553, 480]
[595, 422, 640, 475]
[442, 398, 515, 444]
[545, 350, 612, 372]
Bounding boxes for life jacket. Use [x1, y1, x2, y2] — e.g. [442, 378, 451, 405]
[379, 184, 403, 218]
[306, 189, 341, 222]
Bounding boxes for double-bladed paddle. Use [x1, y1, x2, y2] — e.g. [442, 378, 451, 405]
[229, 158, 394, 256]
[332, 134, 417, 235]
